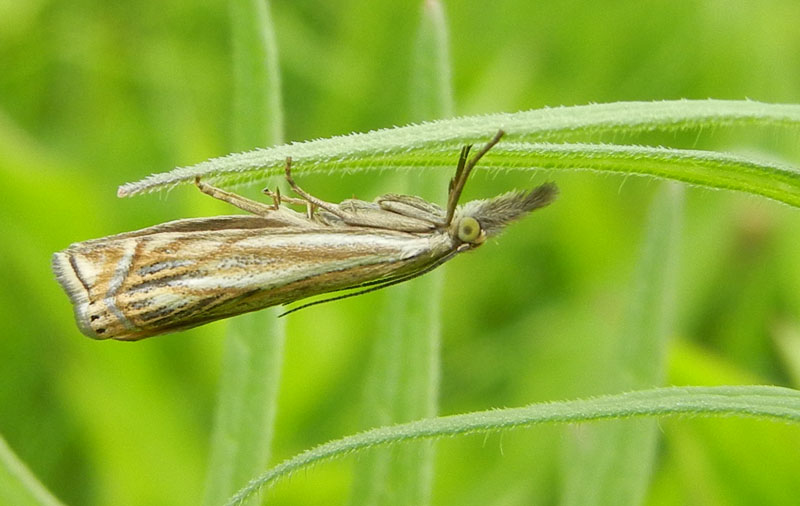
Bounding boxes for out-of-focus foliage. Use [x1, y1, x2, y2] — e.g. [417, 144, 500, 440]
[0, 0, 798, 505]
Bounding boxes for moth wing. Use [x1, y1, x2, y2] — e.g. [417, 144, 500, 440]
[377, 194, 446, 222]
[87, 213, 321, 244]
[52, 215, 321, 340]
[334, 197, 440, 232]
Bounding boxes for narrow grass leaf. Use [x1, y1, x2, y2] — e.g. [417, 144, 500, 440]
[409, 0, 454, 121]
[348, 3, 452, 505]
[203, 313, 286, 506]
[229, 0, 284, 148]
[202, 1, 285, 505]
[0, 433, 64, 506]
[118, 100, 800, 196]
[773, 323, 800, 388]
[561, 183, 683, 506]
[205, 142, 799, 208]
[225, 385, 800, 506]
[492, 143, 800, 207]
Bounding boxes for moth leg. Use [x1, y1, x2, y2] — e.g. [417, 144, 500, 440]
[195, 177, 277, 217]
[283, 157, 437, 229]
[263, 187, 317, 218]
[263, 187, 281, 209]
[262, 187, 308, 207]
[283, 157, 351, 219]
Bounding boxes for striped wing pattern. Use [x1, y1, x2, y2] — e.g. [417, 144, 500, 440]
[53, 222, 451, 340]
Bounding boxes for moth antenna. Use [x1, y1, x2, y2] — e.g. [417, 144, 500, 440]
[445, 145, 471, 224]
[444, 129, 505, 226]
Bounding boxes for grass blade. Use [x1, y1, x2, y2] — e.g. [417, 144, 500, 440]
[117, 100, 800, 197]
[490, 142, 800, 207]
[124, 139, 800, 208]
[0, 433, 64, 506]
[202, 1, 285, 505]
[561, 183, 683, 506]
[230, 0, 284, 148]
[409, 0, 454, 121]
[224, 385, 800, 506]
[348, 3, 453, 505]
[202, 315, 285, 506]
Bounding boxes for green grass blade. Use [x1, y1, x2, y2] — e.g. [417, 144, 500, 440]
[201, 1, 285, 505]
[124, 140, 800, 208]
[180, 142, 800, 207]
[347, 286, 442, 506]
[0, 433, 64, 506]
[773, 323, 800, 387]
[561, 183, 683, 506]
[409, 0, 454, 121]
[489, 142, 800, 207]
[348, 3, 453, 505]
[202, 315, 286, 506]
[117, 100, 800, 197]
[230, 0, 284, 148]
[224, 385, 800, 506]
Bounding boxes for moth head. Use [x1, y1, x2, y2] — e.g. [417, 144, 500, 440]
[452, 182, 558, 246]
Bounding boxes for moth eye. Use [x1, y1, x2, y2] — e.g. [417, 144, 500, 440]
[457, 217, 482, 243]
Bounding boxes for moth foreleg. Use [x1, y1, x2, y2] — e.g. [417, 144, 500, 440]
[194, 177, 278, 217]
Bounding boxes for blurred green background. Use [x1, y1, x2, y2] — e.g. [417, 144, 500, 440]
[1, 0, 800, 505]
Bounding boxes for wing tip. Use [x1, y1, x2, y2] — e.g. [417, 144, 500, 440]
[51, 251, 108, 340]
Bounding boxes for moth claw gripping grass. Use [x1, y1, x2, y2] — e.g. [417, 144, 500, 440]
[53, 131, 557, 341]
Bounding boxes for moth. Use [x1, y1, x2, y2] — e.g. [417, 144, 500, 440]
[53, 131, 557, 341]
